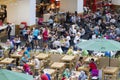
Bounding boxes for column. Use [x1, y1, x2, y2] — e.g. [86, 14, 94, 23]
[60, 0, 83, 13]
[7, 0, 36, 26]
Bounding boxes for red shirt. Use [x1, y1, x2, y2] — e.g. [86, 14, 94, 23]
[89, 62, 97, 70]
[42, 30, 48, 41]
[40, 74, 49, 80]
[23, 63, 30, 72]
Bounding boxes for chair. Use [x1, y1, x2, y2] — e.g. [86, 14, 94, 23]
[49, 54, 64, 66]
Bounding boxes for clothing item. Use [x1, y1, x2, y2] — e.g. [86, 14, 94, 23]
[89, 62, 97, 71]
[79, 71, 87, 80]
[34, 58, 40, 69]
[33, 29, 40, 37]
[43, 29, 48, 41]
[46, 73, 51, 80]
[23, 63, 30, 73]
[40, 74, 49, 80]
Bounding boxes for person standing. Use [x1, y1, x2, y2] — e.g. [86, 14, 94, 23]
[33, 27, 40, 49]
[6, 23, 12, 39]
[42, 27, 49, 50]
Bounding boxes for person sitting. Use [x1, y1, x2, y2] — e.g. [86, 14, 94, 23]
[67, 46, 73, 55]
[75, 57, 84, 71]
[40, 70, 49, 80]
[43, 44, 49, 53]
[61, 38, 70, 53]
[79, 71, 88, 80]
[52, 38, 61, 49]
[23, 61, 30, 74]
[7, 60, 15, 70]
[28, 69, 33, 75]
[43, 71, 51, 80]
[20, 54, 29, 66]
[89, 58, 97, 72]
[82, 50, 89, 56]
[63, 68, 71, 78]
[56, 46, 63, 54]
[13, 35, 21, 49]
[24, 47, 30, 59]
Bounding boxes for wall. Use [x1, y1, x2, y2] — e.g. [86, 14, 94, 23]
[7, 0, 36, 26]
[60, 0, 83, 13]
[60, 0, 77, 13]
[112, 0, 120, 5]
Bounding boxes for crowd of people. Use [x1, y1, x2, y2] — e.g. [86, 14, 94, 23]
[18, 6, 120, 55]
[0, 4, 120, 80]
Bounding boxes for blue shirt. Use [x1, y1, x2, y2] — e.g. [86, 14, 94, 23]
[33, 29, 40, 37]
[24, 50, 30, 58]
[20, 56, 28, 66]
[22, 29, 27, 36]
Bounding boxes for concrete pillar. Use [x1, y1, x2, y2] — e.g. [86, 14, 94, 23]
[7, 0, 36, 26]
[60, 0, 83, 13]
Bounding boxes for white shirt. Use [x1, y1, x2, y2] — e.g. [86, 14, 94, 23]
[92, 34, 96, 39]
[74, 35, 80, 44]
[71, 15, 76, 23]
[66, 36, 71, 41]
[53, 40, 61, 48]
[34, 58, 40, 69]
[28, 35, 33, 42]
[81, 28, 85, 36]
[65, 40, 70, 48]
[110, 18, 116, 23]
[57, 47, 63, 54]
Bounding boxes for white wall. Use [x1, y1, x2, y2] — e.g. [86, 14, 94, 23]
[60, 0, 83, 13]
[112, 0, 120, 5]
[60, 0, 77, 13]
[7, 0, 36, 26]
